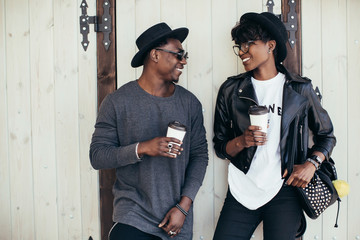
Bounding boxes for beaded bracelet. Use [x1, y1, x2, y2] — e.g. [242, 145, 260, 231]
[306, 158, 320, 170]
[310, 155, 323, 165]
[175, 204, 188, 216]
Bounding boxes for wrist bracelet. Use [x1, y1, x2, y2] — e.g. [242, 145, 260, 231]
[135, 142, 141, 159]
[306, 158, 320, 170]
[175, 204, 188, 216]
[310, 155, 322, 165]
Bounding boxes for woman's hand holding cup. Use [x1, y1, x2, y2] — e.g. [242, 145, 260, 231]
[241, 125, 267, 148]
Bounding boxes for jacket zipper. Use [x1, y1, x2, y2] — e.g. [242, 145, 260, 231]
[299, 123, 303, 152]
[281, 101, 307, 134]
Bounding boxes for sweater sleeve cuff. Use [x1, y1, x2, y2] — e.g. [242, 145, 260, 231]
[116, 142, 142, 166]
[181, 181, 202, 202]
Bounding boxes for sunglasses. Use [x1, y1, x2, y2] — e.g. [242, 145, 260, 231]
[155, 48, 188, 61]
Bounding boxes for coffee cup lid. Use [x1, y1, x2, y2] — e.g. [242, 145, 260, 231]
[168, 121, 187, 131]
[248, 105, 268, 115]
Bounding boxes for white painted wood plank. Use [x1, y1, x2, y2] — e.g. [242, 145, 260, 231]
[134, 0, 161, 79]
[77, 0, 100, 239]
[320, 0, 348, 239]
[211, 0, 238, 229]
[29, 0, 59, 239]
[53, 0, 82, 239]
[116, 0, 136, 88]
[302, 0, 323, 88]
[301, 0, 324, 238]
[346, 0, 360, 238]
[185, 0, 214, 239]
[5, 0, 35, 238]
[135, 0, 161, 34]
[0, 0, 12, 238]
[237, 0, 264, 15]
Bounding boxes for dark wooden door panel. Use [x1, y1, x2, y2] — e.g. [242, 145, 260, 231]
[96, 0, 116, 239]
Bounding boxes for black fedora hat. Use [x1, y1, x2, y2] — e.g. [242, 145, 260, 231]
[240, 12, 288, 63]
[131, 22, 189, 68]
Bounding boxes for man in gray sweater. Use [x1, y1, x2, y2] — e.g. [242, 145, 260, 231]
[90, 22, 208, 240]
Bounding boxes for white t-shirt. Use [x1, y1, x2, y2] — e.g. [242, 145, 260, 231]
[228, 72, 286, 210]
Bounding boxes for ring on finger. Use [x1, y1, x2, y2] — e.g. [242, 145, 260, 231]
[169, 231, 176, 235]
[168, 143, 173, 148]
[168, 148, 172, 153]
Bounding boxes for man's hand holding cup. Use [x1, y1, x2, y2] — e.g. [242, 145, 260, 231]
[166, 121, 187, 157]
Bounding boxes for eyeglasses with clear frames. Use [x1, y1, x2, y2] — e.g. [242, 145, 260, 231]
[155, 48, 188, 61]
[232, 40, 256, 56]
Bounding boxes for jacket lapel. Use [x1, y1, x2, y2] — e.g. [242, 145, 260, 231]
[281, 82, 307, 136]
[237, 76, 258, 105]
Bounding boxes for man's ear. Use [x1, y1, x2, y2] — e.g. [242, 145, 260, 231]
[149, 49, 159, 63]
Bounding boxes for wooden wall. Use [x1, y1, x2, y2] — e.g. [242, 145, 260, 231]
[302, 0, 360, 239]
[0, 0, 100, 239]
[0, 0, 359, 240]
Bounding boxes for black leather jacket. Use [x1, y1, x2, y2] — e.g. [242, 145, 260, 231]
[213, 65, 336, 176]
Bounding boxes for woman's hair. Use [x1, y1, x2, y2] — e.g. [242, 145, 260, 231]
[231, 19, 279, 63]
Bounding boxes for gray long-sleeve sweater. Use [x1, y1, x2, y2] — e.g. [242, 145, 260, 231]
[90, 80, 208, 240]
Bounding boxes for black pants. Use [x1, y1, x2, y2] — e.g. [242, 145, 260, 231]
[109, 223, 162, 240]
[213, 185, 303, 240]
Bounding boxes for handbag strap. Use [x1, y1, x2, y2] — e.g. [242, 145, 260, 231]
[334, 198, 341, 227]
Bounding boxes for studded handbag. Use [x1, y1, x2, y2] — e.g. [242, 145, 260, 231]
[296, 158, 340, 220]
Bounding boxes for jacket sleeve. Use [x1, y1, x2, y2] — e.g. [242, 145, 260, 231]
[304, 83, 336, 159]
[213, 82, 237, 161]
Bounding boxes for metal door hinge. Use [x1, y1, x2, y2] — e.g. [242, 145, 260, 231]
[79, 0, 111, 51]
[282, 0, 298, 49]
[267, 0, 298, 49]
[266, 0, 275, 13]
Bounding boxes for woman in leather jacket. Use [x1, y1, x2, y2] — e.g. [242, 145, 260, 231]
[212, 12, 336, 240]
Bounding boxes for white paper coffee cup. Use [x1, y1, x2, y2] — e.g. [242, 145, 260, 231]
[166, 121, 187, 157]
[166, 121, 187, 146]
[248, 105, 268, 133]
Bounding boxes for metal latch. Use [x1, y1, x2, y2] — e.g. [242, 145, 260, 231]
[79, 0, 111, 51]
[266, 0, 298, 49]
[315, 86, 322, 101]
